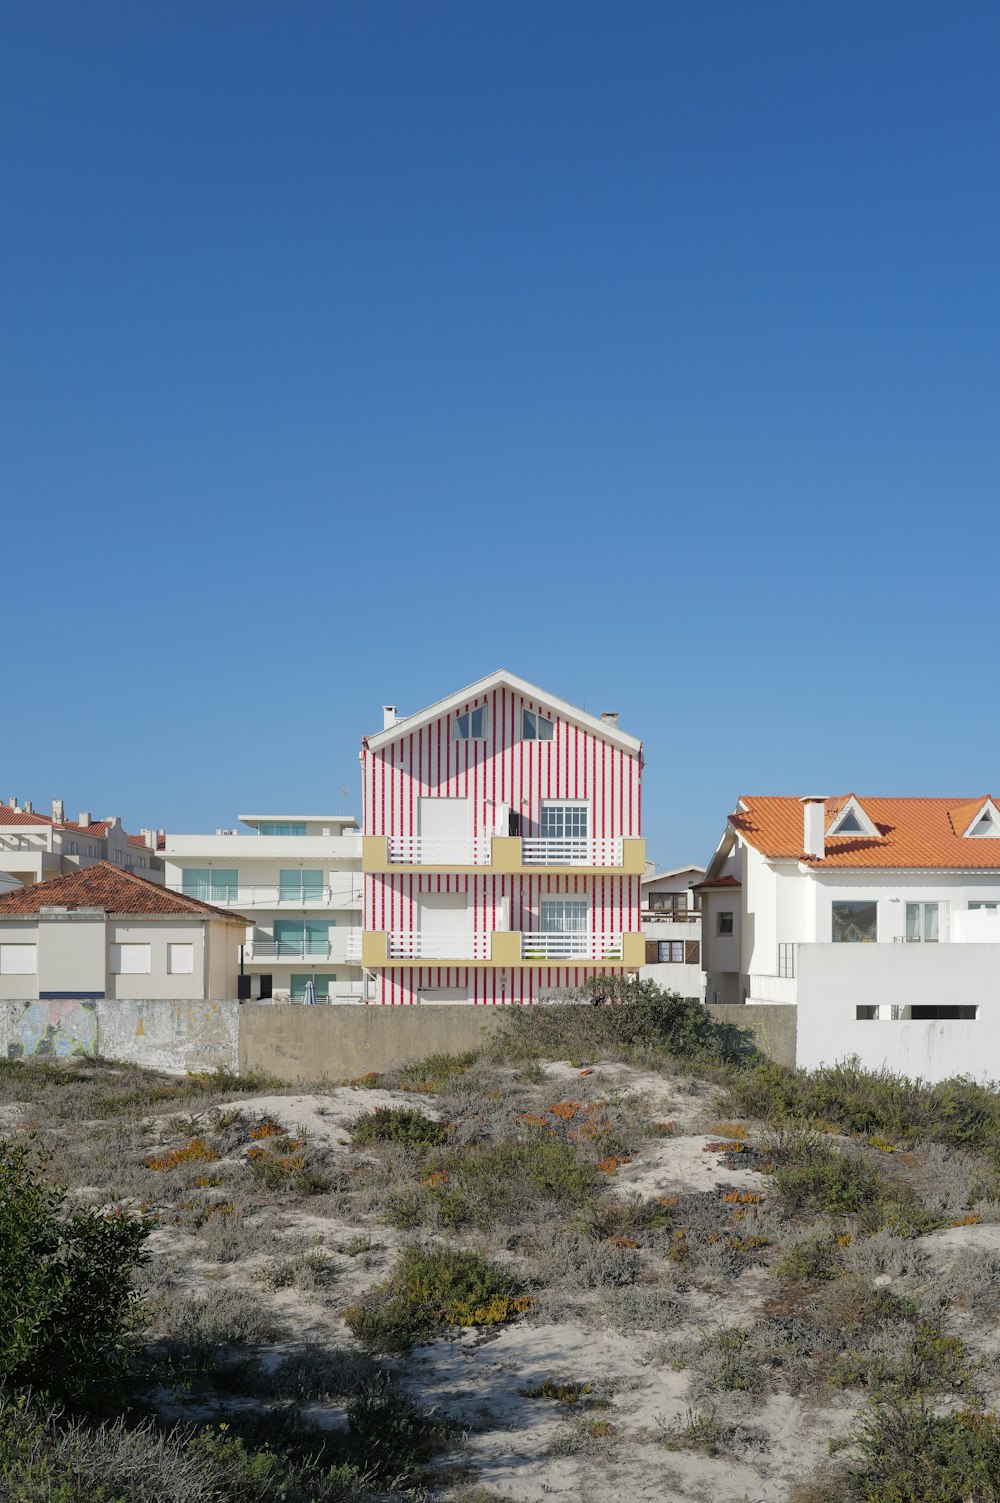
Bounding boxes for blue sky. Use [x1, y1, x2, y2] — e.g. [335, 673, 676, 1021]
[3, 2, 998, 869]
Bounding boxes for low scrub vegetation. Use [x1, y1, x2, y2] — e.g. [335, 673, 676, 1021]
[343, 1245, 532, 1353]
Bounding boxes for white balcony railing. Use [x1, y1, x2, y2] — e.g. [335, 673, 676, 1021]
[387, 836, 491, 865]
[746, 974, 798, 1005]
[521, 837, 623, 867]
[386, 930, 490, 960]
[521, 931, 624, 961]
[170, 883, 362, 910]
[345, 931, 363, 963]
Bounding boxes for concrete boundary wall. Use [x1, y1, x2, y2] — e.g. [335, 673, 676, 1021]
[0, 999, 240, 1074]
[240, 1003, 508, 1081]
[706, 1003, 797, 1068]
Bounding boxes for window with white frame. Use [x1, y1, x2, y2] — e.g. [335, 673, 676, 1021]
[111, 943, 151, 974]
[539, 802, 589, 840]
[0, 944, 36, 974]
[66, 840, 78, 855]
[167, 943, 194, 974]
[522, 710, 554, 741]
[833, 809, 864, 833]
[453, 707, 486, 740]
[540, 897, 588, 933]
[905, 901, 947, 942]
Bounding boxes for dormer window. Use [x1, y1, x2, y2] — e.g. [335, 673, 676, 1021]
[522, 710, 554, 741]
[970, 814, 999, 836]
[834, 810, 863, 834]
[827, 798, 880, 839]
[453, 707, 486, 740]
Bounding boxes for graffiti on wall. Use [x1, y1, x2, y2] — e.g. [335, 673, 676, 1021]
[4, 999, 98, 1060]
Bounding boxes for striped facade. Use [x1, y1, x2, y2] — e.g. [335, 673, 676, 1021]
[360, 676, 644, 1005]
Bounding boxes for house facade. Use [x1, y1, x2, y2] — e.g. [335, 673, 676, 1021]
[160, 814, 364, 1002]
[0, 797, 164, 887]
[358, 671, 646, 1004]
[639, 864, 705, 999]
[0, 862, 244, 1002]
[700, 795, 1000, 1080]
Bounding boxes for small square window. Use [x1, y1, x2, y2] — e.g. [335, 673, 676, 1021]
[717, 911, 734, 936]
[522, 710, 554, 741]
[453, 707, 486, 740]
[167, 943, 194, 975]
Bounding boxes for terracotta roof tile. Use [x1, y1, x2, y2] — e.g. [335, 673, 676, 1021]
[731, 796, 1000, 870]
[693, 875, 741, 889]
[0, 807, 52, 827]
[0, 863, 242, 920]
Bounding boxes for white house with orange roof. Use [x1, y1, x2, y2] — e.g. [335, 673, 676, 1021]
[700, 795, 1000, 1080]
[0, 796, 164, 888]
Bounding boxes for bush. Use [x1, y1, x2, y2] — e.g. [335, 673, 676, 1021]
[389, 1136, 598, 1230]
[351, 1106, 448, 1150]
[492, 978, 758, 1067]
[0, 1139, 149, 1411]
[848, 1401, 1000, 1501]
[344, 1245, 532, 1353]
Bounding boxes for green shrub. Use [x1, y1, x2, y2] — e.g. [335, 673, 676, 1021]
[350, 1106, 448, 1150]
[848, 1401, 1000, 1501]
[393, 1136, 598, 1229]
[776, 1236, 842, 1283]
[0, 1139, 149, 1411]
[344, 1245, 531, 1353]
[492, 978, 758, 1067]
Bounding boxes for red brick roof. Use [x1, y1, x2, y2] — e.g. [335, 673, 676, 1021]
[0, 806, 52, 827]
[731, 796, 1000, 870]
[693, 874, 742, 889]
[0, 863, 241, 920]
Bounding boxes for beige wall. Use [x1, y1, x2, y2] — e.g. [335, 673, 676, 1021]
[0, 919, 41, 999]
[107, 920, 206, 1000]
[38, 912, 107, 995]
[240, 1003, 507, 1081]
[207, 918, 241, 998]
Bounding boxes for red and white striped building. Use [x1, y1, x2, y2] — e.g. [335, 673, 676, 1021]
[357, 671, 646, 1004]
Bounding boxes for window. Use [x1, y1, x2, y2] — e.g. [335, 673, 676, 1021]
[111, 943, 151, 974]
[273, 919, 332, 956]
[969, 901, 1000, 911]
[910, 1005, 977, 1020]
[717, 911, 734, 935]
[453, 707, 486, 740]
[522, 710, 554, 740]
[832, 901, 877, 943]
[540, 897, 588, 933]
[66, 840, 78, 855]
[290, 972, 337, 1001]
[86, 845, 96, 857]
[279, 869, 324, 903]
[259, 822, 307, 837]
[0, 944, 36, 975]
[968, 810, 1000, 837]
[905, 901, 946, 942]
[833, 810, 864, 833]
[540, 803, 589, 840]
[182, 869, 238, 903]
[658, 941, 685, 963]
[167, 943, 194, 974]
[648, 892, 689, 915]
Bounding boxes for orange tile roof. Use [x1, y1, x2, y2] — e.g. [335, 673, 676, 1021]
[693, 874, 742, 889]
[731, 796, 1000, 869]
[0, 806, 52, 827]
[0, 862, 242, 920]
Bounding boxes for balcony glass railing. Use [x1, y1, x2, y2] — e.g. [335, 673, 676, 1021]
[170, 883, 361, 909]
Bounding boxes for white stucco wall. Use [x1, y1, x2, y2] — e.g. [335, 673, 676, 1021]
[796, 943, 1000, 1082]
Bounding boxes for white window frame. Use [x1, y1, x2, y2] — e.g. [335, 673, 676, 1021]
[167, 942, 195, 975]
[452, 706, 487, 741]
[904, 900, 947, 943]
[111, 943, 152, 975]
[539, 800, 590, 841]
[539, 895, 590, 933]
[522, 709, 554, 741]
[0, 944, 37, 975]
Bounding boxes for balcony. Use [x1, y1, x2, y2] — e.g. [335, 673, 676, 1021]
[244, 933, 360, 965]
[386, 836, 491, 866]
[362, 834, 645, 876]
[641, 909, 700, 925]
[386, 930, 490, 960]
[521, 931, 629, 962]
[168, 882, 362, 910]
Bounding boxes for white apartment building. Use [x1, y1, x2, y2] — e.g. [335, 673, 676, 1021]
[160, 814, 364, 1002]
[700, 794, 1000, 1082]
[0, 796, 164, 888]
[639, 864, 705, 999]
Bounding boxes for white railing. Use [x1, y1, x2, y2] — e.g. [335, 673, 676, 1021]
[521, 838, 623, 867]
[641, 910, 700, 925]
[521, 931, 624, 961]
[345, 931, 363, 963]
[170, 883, 362, 909]
[386, 930, 490, 960]
[746, 974, 798, 1005]
[387, 836, 491, 865]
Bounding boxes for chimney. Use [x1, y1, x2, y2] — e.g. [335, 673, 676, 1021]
[383, 704, 398, 730]
[23, 801, 33, 815]
[52, 798, 64, 824]
[78, 811, 91, 828]
[601, 712, 619, 727]
[142, 828, 158, 849]
[8, 797, 17, 810]
[801, 797, 827, 860]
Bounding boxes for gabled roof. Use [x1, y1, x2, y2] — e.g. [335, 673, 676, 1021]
[0, 807, 111, 838]
[730, 796, 1000, 870]
[693, 874, 741, 890]
[641, 864, 706, 885]
[0, 806, 52, 827]
[0, 863, 243, 920]
[364, 670, 642, 754]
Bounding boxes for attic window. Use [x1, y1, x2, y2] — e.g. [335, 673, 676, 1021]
[522, 710, 554, 741]
[833, 810, 864, 834]
[453, 708, 486, 741]
[968, 811, 1000, 837]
